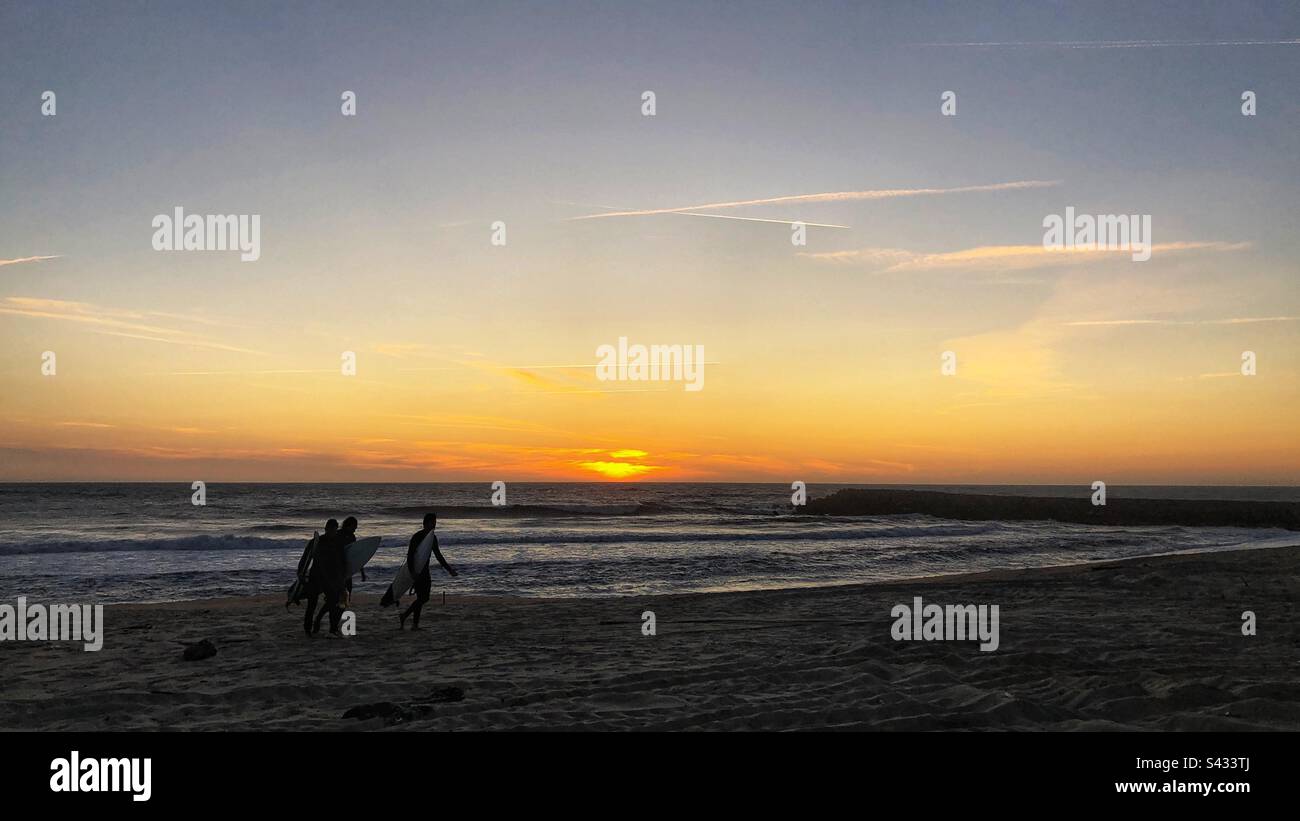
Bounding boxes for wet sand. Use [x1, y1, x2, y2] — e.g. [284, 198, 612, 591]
[2, 545, 1297, 731]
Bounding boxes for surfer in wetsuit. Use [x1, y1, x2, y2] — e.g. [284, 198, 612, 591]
[303, 519, 342, 636]
[336, 515, 370, 611]
[339, 515, 367, 606]
[344, 556, 366, 605]
[400, 512, 457, 630]
[309, 516, 356, 637]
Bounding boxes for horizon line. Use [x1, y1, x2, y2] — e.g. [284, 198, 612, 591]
[1, 480, 1295, 487]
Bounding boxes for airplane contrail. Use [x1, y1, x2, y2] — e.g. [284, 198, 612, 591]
[555, 198, 848, 228]
[566, 180, 1058, 221]
[916, 39, 1300, 49]
[0, 255, 61, 267]
[673, 212, 848, 228]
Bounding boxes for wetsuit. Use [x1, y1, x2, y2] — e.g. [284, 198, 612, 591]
[400, 528, 452, 628]
[305, 530, 351, 635]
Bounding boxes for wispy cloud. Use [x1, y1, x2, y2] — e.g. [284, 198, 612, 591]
[371, 342, 439, 359]
[383, 413, 580, 438]
[401, 357, 721, 394]
[567, 180, 1059, 221]
[670, 212, 848, 228]
[0, 296, 263, 355]
[494, 365, 667, 395]
[916, 39, 1300, 49]
[0, 255, 61, 267]
[558, 198, 848, 228]
[803, 241, 1248, 272]
[0, 441, 331, 464]
[158, 368, 333, 375]
[1183, 372, 1244, 381]
[1065, 316, 1297, 327]
[502, 367, 576, 392]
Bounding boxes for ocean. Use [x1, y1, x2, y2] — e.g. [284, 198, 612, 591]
[1, 483, 1296, 604]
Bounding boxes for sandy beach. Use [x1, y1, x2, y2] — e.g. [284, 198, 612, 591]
[3, 545, 1297, 731]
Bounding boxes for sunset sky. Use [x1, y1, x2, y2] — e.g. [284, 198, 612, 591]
[2, 1, 1297, 483]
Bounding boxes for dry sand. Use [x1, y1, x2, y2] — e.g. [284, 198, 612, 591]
[3, 545, 1298, 731]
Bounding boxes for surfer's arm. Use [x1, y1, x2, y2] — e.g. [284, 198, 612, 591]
[431, 540, 457, 577]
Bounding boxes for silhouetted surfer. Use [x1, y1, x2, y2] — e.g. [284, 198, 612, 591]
[398, 512, 457, 630]
[340, 515, 367, 606]
[306, 517, 355, 637]
[302, 519, 338, 636]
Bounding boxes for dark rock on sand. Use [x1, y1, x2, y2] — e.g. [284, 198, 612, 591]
[342, 702, 411, 722]
[181, 639, 217, 661]
[342, 691, 464, 724]
[417, 686, 465, 704]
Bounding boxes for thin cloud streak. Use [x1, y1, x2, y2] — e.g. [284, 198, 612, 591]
[398, 361, 723, 371]
[0, 255, 61, 267]
[916, 39, 1300, 49]
[558, 198, 849, 228]
[154, 368, 333, 376]
[94, 331, 265, 355]
[0, 296, 265, 355]
[803, 241, 1249, 272]
[1065, 317, 1297, 327]
[567, 180, 1060, 221]
[673, 212, 848, 228]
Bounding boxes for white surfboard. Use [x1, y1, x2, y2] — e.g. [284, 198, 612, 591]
[343, 535, 382, 579]
[286, 532, 320, 607]
[298, 532, 320, 576]
[387, 529, 435, 604]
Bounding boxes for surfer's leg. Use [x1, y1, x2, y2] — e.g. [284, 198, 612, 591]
[313, 584, 335, 634]
[410, 572, 432, 629]
[315, 590, 333, 634]
[325, 588, 343, 634]
[303, 590, 319, 636]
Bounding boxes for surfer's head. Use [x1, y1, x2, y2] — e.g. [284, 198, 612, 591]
[342, 516, 358, 534]
[423, 512, 437, 530]
[325, 518, 339, 532]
